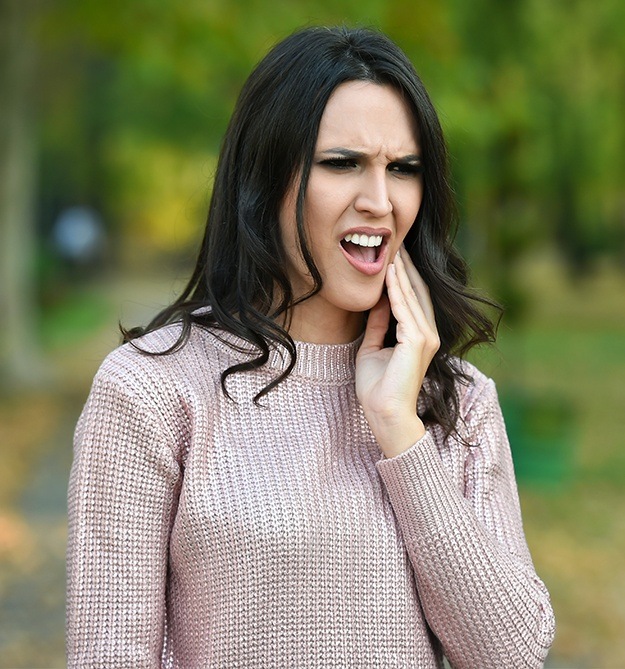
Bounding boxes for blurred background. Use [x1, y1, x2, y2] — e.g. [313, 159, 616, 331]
[1, 0, 624, 667]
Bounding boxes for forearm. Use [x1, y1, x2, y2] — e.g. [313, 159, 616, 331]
[376, 433, 555, 669]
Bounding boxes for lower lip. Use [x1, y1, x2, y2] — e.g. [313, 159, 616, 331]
[339, 240, 388, 276]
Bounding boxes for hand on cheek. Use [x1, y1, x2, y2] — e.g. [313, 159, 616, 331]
[356, 246, 440, 458]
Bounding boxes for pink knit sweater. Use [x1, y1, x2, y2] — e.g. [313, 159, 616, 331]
[66, 324, 555, 668]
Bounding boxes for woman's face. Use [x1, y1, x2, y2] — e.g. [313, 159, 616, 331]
[279, 80, 424, 337]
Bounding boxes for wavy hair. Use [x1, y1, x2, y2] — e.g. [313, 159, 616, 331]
[123, 25, 500, 439]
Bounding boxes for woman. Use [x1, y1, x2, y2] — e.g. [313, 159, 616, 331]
[67, 26, 555, 668]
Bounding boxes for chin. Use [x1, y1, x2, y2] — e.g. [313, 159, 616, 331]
[334, 288, 385, 314]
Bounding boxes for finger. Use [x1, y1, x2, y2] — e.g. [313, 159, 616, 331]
[393, 253, 440, 356]
[398, 245, 435, 327]
[384, 265, 440, 392]
[393, 251, 433, 335]
[398, 246, 437, 330]
[385, 262, 420, 341]
[359, 293, 391, 355]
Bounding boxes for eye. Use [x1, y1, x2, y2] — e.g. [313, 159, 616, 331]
[388, 161, 424, 177]
[318, 157, 358, 170]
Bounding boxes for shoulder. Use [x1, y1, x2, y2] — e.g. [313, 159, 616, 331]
[92, 322, 226, 412]
[78, 323, 231, 457]
[442, 359, 511, 457]
[451, 358, 499, 424]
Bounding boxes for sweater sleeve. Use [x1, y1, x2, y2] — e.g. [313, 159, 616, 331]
[66, 368, 182, 669]
[375, 375, 555, 669]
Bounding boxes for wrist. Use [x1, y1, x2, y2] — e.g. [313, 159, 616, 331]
[368, 413, 426, 459]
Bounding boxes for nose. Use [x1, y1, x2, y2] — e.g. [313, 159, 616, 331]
[353, 169, 393, 218]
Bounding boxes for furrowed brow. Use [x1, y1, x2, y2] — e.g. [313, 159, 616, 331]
[320, 148, 421, 162]
[399, 154, 422, 163]
[319, 148, 365, 158]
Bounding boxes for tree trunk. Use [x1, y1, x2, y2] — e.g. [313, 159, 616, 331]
[0, 0, 45, 389]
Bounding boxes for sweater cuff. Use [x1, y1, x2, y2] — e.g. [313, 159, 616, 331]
[375, 431, 467, 536]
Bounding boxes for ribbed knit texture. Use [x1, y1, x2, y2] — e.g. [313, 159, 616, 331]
[66, 324, 555, 668]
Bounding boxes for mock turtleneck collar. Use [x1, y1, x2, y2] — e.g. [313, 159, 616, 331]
[208, 327, 363, 384]
[266, 335, 363, 383]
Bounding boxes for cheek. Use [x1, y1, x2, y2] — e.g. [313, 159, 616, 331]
[390, 190, 423, 256]
[279, 195, 319, 290]
[306, 172, 352, 224]
[303, 200, 338, 258]
[399, 190, 423, 235]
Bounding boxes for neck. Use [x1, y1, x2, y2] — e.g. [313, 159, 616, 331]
[283, 302, 365, 344]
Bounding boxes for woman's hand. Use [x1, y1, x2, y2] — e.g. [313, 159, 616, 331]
[356, 246, 440, 458]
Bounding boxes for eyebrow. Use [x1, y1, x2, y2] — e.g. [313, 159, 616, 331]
[319, 147, 422, 162]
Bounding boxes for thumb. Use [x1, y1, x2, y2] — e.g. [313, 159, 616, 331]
[360, 293, 390, 355]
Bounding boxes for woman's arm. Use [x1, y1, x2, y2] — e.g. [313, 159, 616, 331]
[356, 248, 554, 667]
[375, 376, 555, 668]
[66, 367, 182, 669]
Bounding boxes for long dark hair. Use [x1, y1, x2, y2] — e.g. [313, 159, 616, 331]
[123, 25, 500, 438]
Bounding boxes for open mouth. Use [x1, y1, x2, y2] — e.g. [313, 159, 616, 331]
[339, 231, 389, 276]
[340, 233, 384, 263]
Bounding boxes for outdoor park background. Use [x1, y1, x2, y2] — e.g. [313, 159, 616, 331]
[1, 0, 624, 667]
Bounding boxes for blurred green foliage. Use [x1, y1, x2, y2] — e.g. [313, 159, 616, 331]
[40, 291, 111, 348]
[32, 0, 625, 291]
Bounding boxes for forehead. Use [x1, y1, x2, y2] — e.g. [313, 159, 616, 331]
[316, 81, 419, 153]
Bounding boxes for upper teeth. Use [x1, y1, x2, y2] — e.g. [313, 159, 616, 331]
[343, 233, 383, 247]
